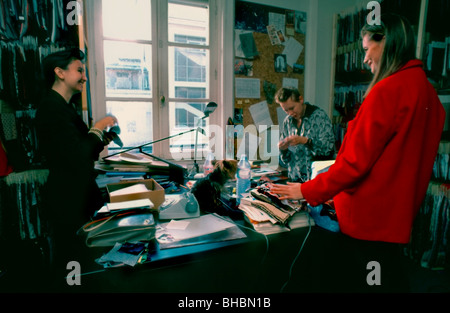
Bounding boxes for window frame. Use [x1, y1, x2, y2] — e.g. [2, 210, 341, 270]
[84, 0, 233, 160]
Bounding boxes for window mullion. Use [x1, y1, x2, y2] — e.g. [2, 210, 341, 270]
[87, 1, 107, 138]
[154, 0, 171, 159]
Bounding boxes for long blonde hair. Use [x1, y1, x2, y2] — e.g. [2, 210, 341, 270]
[361, 13, 416, 97]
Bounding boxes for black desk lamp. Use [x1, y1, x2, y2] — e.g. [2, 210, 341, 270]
[102, 102, 218, 183]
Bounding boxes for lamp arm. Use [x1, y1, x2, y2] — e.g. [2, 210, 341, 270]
[103, 127, 199, 160]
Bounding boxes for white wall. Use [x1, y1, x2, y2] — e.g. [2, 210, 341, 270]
[314, 0, 371, 115]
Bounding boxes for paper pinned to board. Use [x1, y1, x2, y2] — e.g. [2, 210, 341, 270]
[282, 77, 298, 89]
[249, 100, 273, 128]
[282, 37, 303, 67]
[235, 78, 261, 98]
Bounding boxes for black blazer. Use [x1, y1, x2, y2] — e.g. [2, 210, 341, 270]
[35, 89, 105, 228]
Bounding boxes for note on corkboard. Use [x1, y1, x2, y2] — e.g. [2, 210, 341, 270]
[234, 0, 307, 131]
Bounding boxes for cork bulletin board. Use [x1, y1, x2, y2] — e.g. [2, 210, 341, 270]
[234, 0, 307, 130]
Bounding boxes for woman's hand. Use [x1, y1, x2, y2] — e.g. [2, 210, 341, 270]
[269, 182, 304, 200]
[278, 135, 309, 150]
[93, 115, 118, 131]
[278, 137, 290, 150]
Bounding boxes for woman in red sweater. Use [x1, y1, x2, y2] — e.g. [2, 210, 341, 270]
[271, 14, 445, 292]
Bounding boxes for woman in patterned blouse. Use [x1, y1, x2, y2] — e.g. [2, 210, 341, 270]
[276, 87, 335, 182]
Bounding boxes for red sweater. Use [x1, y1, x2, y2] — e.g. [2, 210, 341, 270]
[302, 60, 445, 243]
[0, 140, 13, 177]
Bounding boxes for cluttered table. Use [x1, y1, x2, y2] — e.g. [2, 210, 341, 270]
[70, 159, 323, 294]
[77, 217, 319, 294]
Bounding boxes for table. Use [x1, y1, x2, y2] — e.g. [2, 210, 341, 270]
[74, 218, 317, 293]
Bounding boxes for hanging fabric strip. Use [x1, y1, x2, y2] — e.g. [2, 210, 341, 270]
[5, 169, 49, 240]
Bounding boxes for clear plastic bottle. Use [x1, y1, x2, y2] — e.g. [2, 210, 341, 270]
[203, 151, 214, 175]
[236, 154, 251, 204]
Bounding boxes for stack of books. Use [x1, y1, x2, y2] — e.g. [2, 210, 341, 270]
[95, 152, 171, 174]
[238, 184, 313, 235]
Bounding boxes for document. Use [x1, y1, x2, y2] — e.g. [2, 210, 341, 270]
[166, 219, 190, 230]
[107, 198, 154, 211]
[249, 100, 273, 128]
[155, 214, 247, 249]
[235, 78, 260, 98]
[157, 214, 236, 241]
[96, 198, 154, 214]
[282, 77, 298, 89]
[282, 37, 303, 67]
[268, 12, 285, 37]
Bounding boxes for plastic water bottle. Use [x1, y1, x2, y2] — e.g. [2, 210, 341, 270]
[236, 154, 251, 204]
[203, 151, 214, 175]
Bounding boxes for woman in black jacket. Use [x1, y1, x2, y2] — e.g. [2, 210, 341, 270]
[35, 48, 117, 286]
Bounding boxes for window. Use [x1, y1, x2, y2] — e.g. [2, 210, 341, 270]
[86, 0, 231, 160]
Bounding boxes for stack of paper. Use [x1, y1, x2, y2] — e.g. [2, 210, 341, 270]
[155, 214, 247, 249]
[96, 152, 170, 173]
[96, 198, 154, 216]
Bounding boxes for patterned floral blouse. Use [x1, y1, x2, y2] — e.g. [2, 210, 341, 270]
[280, 103, 335, 182]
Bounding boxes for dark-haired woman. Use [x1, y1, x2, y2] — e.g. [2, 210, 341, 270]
[35, 49, 117, 287]
[271, 14, 445, 292]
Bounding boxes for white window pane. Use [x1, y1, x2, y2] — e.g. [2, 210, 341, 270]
[102, 0, 151, 41]
[106, 101, 153, 150]
[168, 2, 209, 45]
[168, 47, 209, 98]
[104, 41, 152, 98]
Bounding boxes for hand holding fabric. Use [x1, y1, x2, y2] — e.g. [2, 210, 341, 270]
[269, 182, 304, 200]
[93, 115, 118, 131]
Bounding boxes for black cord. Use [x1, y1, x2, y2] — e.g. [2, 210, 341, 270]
[207, 202, 270, 267]
[279, 213, 312, 293]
